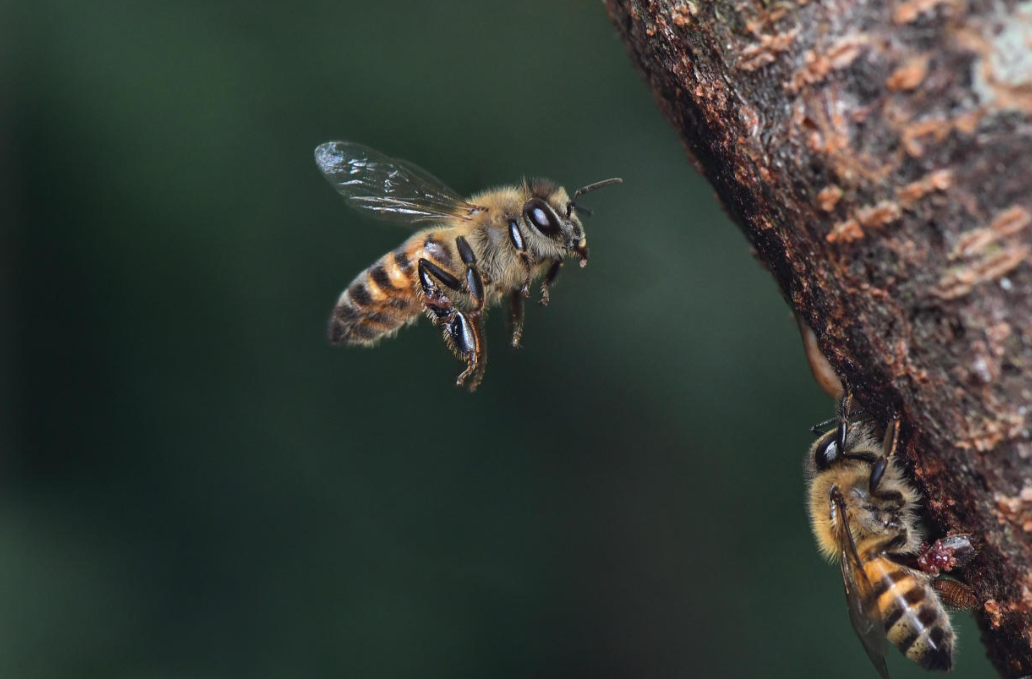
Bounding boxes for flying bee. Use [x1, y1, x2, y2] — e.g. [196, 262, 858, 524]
[314, 141, 621, 391]
[805, 395, 978, 678]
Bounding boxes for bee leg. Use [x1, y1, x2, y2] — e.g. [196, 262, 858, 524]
[449, 311, 485, 391]
[932, 578, 979, 610]
[868, 459, 887, 493]
[455, 237, 485, 311]
[867, 416, 900, 493]
[418, 258, 462, 318]
[810, 408, 867, 435]
[519, 260, 532, 298]
[509, 291, 525, 348]
[416, 258, 465, 339]
[825, 392, 853, 456]
[454, 236, 487, 391]
[808, 415, 839, 436]
[538, 258, 563, 307]
[882, 414, 900, 457]
[417, 257, 484, 390]
[507, 219, 532, 298]
[831, 393, 884, 468]
[809, 393, 865, 435]
[916, 535, 976, 576]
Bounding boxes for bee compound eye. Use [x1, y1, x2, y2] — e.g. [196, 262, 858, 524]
[523, 199, 561, 237]
[814, 435, 839, 470]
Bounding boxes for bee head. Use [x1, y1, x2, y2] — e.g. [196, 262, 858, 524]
[521, 177, 621, 266]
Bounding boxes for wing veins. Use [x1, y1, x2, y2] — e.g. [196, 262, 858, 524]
[315, 141, 484, 226]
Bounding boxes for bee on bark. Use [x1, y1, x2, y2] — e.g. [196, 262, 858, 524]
[314, 141, 621, 391]
[805, 395, 979, 678]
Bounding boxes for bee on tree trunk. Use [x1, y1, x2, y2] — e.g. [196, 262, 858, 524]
[315, 141, 620, 391]
[805, 395, 979, 678]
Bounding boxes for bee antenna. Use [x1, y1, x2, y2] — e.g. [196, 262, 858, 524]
[568, 201, 594, 217]
[573, 177, 622, 200]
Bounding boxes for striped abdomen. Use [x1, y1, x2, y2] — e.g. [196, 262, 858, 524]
[328, 230, 458, 345]
[866, 556, 954, 671]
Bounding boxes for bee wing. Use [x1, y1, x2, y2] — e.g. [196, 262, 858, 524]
[315, 141, 485, 225]
[832, 490, 891, 679]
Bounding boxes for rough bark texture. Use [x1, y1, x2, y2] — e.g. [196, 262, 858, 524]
[605, 1, 1032, 676]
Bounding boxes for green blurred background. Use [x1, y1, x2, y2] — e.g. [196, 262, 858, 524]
[4, 1, 993, 678]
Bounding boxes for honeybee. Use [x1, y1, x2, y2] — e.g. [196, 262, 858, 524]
[805, 395, 978, 678]
[314, 141, 621, 391]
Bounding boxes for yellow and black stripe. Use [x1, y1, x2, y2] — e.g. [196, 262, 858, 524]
[328, 231, 459, 345]
[866, 558, 953, 671]
[328, 247, 418, 345]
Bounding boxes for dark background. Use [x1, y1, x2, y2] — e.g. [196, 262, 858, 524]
[4, 1, 993, 677]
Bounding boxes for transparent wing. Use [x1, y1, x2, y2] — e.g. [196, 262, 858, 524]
[315, 141, 484, 225]
[832, 490, 890, 679]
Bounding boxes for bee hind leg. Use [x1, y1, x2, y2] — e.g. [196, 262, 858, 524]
[453, 236, 487, 391]
[933, 578, 979, 610]
[448, 311, 485, 390]
[418, 258, 462, 316]
[417, 254, 485, 392]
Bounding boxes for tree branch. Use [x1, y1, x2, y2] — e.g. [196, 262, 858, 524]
[605, 1, 1032, 676]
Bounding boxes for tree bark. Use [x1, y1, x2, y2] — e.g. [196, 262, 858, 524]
[604, 1, 1032, 676]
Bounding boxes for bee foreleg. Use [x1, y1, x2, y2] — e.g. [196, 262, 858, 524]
[509, 291, 525, 348]
[868, 415, 900, 492]
[519, 256, 532, 298]
[869, 457, 887, 493]
[834, 393, 854, 452]
[809, 403, 867, 435]
[507, 220, 532, 298]
[539, 258, 563, 307]
[882, 415, 900, 458]
[809, 415, 839, 436]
